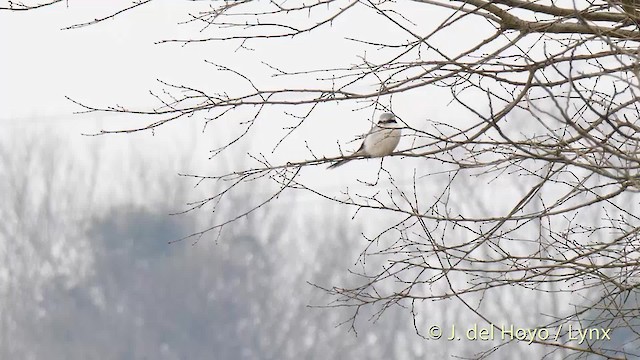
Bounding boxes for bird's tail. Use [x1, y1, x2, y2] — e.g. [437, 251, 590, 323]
[327, 158, 352, 169]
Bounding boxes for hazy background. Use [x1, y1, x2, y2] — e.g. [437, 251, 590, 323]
[0, 2, 626, 359]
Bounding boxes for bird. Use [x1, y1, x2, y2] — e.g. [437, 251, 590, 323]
[328, 112, 402, 169]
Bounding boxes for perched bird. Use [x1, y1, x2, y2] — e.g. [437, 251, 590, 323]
[328, 112, 402, 169]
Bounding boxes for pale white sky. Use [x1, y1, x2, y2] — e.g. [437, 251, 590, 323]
[0, 1, 533, 247]
[0, 1, 465, 198]
[2, 3, 615, 358]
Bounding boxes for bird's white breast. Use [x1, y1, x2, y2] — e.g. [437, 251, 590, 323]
[363, 126, 401, 157]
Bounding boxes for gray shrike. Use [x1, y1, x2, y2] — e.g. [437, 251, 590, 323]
[328, 112, 401, 169]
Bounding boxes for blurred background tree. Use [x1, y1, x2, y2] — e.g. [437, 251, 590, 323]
[4, 0, 640, 358]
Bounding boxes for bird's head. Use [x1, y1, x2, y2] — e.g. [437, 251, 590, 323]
[378, 112, 398, 126]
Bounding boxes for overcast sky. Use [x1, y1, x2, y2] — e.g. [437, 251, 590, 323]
[0, 1, 468, 212]
[0, 3, 592, 358]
